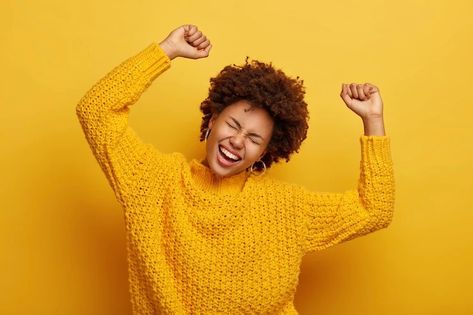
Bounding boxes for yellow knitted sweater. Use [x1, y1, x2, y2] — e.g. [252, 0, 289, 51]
[76, 42, 395, 315]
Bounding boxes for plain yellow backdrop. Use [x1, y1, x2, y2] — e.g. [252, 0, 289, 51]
[1, 0, 472, 314]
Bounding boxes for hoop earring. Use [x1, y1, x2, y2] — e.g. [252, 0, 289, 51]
[250, 160, 266, 176]
[204, 128, 211, 143]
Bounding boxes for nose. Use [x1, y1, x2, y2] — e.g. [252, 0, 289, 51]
[229, 132, 245, 149]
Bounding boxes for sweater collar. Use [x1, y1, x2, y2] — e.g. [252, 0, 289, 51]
[189, 158, 249, 195]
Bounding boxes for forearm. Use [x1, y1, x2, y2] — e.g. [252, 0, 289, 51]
[357, 135, 395, 229]
[76, 43, 170, 118]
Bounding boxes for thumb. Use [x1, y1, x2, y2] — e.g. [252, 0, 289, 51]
[190, 43, 212, 59]
[364, 83, 379, 96]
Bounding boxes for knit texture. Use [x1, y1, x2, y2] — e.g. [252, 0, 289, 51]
[76, 42, 396, 315]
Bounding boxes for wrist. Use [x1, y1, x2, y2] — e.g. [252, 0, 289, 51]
[362, 116, 386, 136]
[158, 40, 177, 60]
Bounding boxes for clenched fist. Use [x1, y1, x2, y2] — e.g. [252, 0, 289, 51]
[159, 24, 212, 60]
[340, 83, 383, 120]
[340, 83, 386, 136]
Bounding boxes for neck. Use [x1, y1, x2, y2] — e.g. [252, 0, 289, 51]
[191, 159, 249, 195]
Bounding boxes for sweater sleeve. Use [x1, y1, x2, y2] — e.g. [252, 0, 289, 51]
[299, 135, 395, 253]
[75, 42, 171, 204]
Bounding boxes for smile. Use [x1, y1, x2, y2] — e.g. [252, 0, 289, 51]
[217, 145, 242, 166]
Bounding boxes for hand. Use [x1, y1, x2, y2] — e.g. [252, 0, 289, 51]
[340, 83, 383, 120]
[159, 24, 212, 60]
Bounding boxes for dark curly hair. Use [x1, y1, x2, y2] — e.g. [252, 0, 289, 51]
[199, 56, 309, 171]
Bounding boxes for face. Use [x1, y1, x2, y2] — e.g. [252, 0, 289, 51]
[203, 100, 274, 178]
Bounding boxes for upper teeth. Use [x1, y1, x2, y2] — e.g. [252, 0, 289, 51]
[221, 146, 240, 160]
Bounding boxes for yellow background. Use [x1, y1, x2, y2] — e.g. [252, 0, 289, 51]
[1, 0, 472, 314]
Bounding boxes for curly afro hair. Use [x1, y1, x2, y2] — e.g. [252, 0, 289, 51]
[199, 56, 309, 171]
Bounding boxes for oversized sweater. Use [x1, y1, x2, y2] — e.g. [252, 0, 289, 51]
[76, 42, 395, 315]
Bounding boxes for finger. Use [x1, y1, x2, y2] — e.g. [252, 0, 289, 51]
[362, 83, 371, 97]
[357, 84, 367, 100]
[350, 83, 359, 99]
[191, 35, 207, 47]
[340, 84, 345, 97]
[183, 24, 191, 34]
[341, 83, 347, 95]
[184, 24, 197, 36]
[344, 84, 352, 98]
[187, 30, 203, 42]
[204, 43, 212, 54]
[340, 84, 352, 104]
[342, 83, 351, 98]
[345, 83, 353, 98]
[197, 39, 210, 50]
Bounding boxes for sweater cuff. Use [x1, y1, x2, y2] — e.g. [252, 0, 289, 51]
[133, 42, 171, 82]
[359, 135, 393, 173]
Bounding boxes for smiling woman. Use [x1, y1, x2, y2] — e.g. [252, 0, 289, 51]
[199, 55, 310, 175]
[75, 24, 395, 315]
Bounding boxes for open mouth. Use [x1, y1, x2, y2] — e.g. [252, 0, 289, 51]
[217, 145, 242, 166]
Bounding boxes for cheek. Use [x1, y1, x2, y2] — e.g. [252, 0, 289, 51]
[211, 125, 232, 140]
[244, 144, 264, 161]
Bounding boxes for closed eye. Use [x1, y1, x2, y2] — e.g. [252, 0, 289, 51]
[226, 122, 237, 129]
[226, 121, 261, 145]
[249, 138, 260, 145]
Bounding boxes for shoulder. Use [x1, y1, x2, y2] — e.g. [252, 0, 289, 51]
[144, 148, 188, 177]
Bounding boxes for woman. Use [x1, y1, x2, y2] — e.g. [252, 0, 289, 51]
[76, 24, 395, 315]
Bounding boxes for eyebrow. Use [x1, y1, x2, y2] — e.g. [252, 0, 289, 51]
[229, 116, 265, 140]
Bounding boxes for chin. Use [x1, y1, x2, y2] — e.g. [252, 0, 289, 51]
[209, 161, 238, 178]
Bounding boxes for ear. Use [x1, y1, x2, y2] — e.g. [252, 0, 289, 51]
[208, 113, 218, 129]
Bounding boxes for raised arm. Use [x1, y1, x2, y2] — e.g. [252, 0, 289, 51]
[75, 24, 212, 203]
[299, 135, 395, 253]
[300, 83, 395, 253]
